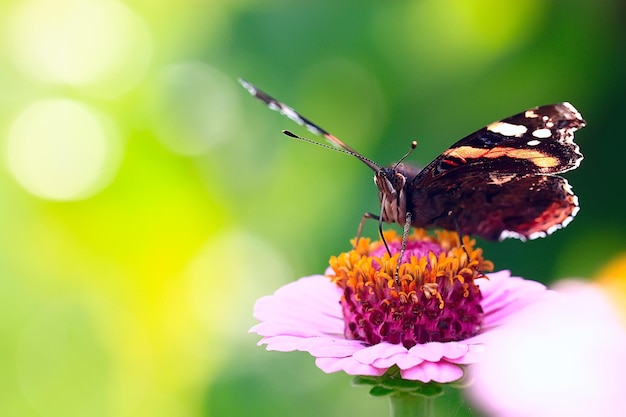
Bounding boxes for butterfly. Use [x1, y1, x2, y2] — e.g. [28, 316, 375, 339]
[239, 78, 584, 242]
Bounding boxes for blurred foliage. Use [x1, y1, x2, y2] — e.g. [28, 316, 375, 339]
[0, 0, 624, 416]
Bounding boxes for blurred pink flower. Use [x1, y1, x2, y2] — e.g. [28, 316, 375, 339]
[468, 279, 626, 417]
[251, 231, 547, 384]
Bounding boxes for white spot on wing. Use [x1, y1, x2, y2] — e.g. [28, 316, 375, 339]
[562, 214, 575, 228]
[526, 139, 541, 146]
[280, 105, 304, 125]
[562, 102, 584, 120]
[499, 230, 528, 241]
[532, 128, 552, 139]
[487, 122, 528, 137]
[487, 173, 516, 185]
[525, 109, 539, 118]
[238, 78, 256, 96]
[530, 230, 549, 239]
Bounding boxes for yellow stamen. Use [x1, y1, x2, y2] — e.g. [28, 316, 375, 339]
[329, 229, 493, 310]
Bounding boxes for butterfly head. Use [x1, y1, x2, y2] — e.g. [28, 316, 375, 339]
[374, 167, 409, 225]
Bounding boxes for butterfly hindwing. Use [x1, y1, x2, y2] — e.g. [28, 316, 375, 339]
[410, 169, 578, 241]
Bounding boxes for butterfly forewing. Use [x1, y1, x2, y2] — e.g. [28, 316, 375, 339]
[418, 103, 584, 185]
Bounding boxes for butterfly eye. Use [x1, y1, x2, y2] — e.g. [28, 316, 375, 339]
[394, 172, 407, 190]
[374, 169, 407, 197]
[374, 170, 392, 193]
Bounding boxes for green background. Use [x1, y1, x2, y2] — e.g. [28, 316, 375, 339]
[0, 0, 624, 416]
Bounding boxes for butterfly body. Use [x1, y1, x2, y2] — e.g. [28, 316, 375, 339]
[240, 79, 584, 241]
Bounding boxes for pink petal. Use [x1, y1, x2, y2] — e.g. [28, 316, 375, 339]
[395, 353, 425, 369]
[395, 342, 469, 369]
[316, 356, 387, 377]
[254, 275, 342, 321]
[352, 343, 412, 368]
[480, 271, 544, 308]
[480, 271, 547, 329]
[259, 334, 363, 357]
[252, 276, 344, 335]
[371, 353, 413, 368]
[407, 342, 469, 362]
[259, 335, 316, 352]
[400, 361, 464, 383]
[352, 342, 408, 363]
[275, 276, 342, 312]
[446, 344, 486, 364]
[441, 342, 472, 360]
[250, 320, 334, 338]
[407, 343, 445, 362]
[298, 337, 365, 357]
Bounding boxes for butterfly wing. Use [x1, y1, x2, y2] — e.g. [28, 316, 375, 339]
[417, 102, 584, 184]
[410, 102, 585, 241]
[411, 171, 579, 240]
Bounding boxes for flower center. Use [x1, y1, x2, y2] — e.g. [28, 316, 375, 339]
[328, 229, 494, 348]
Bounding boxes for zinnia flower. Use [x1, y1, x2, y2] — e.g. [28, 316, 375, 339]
[251, 230, 547, 384]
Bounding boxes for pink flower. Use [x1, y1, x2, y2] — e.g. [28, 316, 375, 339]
[468, 279, 626, 417]
[251, 230, 547, 384]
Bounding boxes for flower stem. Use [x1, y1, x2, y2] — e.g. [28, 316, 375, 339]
[389, 393, 435, 417]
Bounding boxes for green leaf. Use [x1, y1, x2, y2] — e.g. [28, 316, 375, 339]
[352, 375, 381, 386]
[369, 386, 395, 397]
[410, 384, 444, 398]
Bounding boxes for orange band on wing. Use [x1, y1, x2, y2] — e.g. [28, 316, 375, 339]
[444, 146, 559, 169]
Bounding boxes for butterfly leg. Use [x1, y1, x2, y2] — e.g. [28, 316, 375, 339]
[394, 211, 412, 283]
[448, 210, 470, 258]
[355, 212, 387, 247]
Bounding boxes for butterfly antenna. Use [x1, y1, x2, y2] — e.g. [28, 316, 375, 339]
[282, 130, 381, 170]
[393, 140, 418, 168]
[239, 78, 381, 172]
